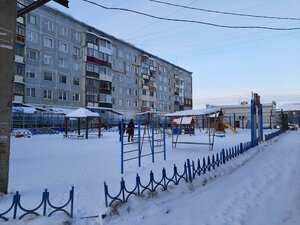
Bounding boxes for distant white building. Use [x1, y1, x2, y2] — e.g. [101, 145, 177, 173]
[206, 102, 277, 129]
[279, 103, 300, 125]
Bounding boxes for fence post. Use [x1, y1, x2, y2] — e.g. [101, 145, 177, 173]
[70, 186, 74, 218]
[186, 159, 193, 183]
[13, 192, 19, 219]
[138, 120, 141, 167]
[121, 119, 124, 174]
[163, 121, 166, 161]
[151, 120, 155, 163]
[222, 149, 226, 164]
[240, 143, 243, 154]
[43, 189, 47, 216]
[104, 182, 108, 207]
[121, 178, 126, 203]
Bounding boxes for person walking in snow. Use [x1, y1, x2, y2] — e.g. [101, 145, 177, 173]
[127, 119, 135, 142]
[118, 119, 126, 142]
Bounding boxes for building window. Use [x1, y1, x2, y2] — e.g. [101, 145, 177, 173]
[118, 87, 123, 94]
[44, 71, 53, 81]
[59, 58, 68, 68]
[59, 42, 68, 53]
[26, 88, 35, 97]
[126, 52, 131, 61]
[150, 91, 154, 97]
[100, 39, 111, 49]
[44, 54, 53, 65]
[26, 49, 37, 61]
[14, 63, 25, 76]
[43, 90, 52, 99]
[126, 88, 132, 95]
[73, 63, 80, 71]
[73, 93, 80, 102]
[73, 77, 79, 86]
[118, 61, 124, 70]
[45, 19, 54, 31]
[142, 89, 147, 95]
[59, 74, 67, 84]
[44, 36, 54, 48]
[142, 100, 148, 107]
[26, 30, 38, 43]
[73, 46, 80, 58]
[73, 31, 81, 42]
[58, 91, 67, 100]
[28, 14, 36, 25]
[118, 99, 123, 106]
[134, 101, 138, 107]
[58, 25, 68, 37]
[26, 68, 35, 79]
[118, 74, 123, 82]
[86, 63, 99, 73]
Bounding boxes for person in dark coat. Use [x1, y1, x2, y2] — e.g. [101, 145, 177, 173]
[118, 119, 126, 142]
[127, 119, 135, 142]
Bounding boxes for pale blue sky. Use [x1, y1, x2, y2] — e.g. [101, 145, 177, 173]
[48, 0, 300, 108]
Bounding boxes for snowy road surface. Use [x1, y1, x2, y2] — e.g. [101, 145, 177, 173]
[104, 131, 300, 225]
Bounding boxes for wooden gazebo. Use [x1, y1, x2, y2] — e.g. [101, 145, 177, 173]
[64, 108, 101, 139]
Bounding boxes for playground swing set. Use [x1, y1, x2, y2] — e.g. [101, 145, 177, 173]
[120, 113, 166, 174]
[165, 108, 221, 151]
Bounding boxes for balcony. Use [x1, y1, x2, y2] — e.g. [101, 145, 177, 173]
[14, 75, 25, 84]
[141, 106, 150, 112]
[142, 74, 150, 80]
[149, 65, 156, 71]
[86, 56, 112, 68]
[86, 71, 100, 79]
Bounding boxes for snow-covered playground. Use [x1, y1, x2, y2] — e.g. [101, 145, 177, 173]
[1, 128, 299, 225]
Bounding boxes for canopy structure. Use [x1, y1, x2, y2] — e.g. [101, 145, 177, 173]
[64, 108, 101, 139]
[12, 107, 36, 114]
[165, 108, 221, 150]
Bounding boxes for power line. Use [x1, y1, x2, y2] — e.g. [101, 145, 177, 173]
[150, 0, 300, 21]
[81, 0, 300, 30]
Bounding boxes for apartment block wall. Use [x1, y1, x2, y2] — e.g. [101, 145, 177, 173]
[18, 3, 193, 117]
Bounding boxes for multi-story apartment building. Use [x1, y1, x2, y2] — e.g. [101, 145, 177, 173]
[13, 3, 26, 103]
[16, 1, 193, 120]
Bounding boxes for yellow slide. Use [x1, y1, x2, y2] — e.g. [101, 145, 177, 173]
[223, 122, 239, 134]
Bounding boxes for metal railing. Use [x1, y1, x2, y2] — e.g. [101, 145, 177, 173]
[0, 187, 74, 222]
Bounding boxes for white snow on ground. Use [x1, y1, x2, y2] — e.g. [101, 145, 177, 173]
[1, 129, 299, 225]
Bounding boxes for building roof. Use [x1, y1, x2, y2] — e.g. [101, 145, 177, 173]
[12, 107, 36, 114]
[172, 117, 194, 125]
[165, 108, 220, 117]
[65, 108, 100, 118]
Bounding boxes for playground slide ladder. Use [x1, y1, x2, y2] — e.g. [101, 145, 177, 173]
[223, 122, 239, 134]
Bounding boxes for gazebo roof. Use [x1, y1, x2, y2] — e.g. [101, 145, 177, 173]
[65, 108, 100, 118]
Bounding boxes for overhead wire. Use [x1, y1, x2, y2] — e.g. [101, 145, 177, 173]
[81, 0, 300, 30]
[149, 0, 300, 21]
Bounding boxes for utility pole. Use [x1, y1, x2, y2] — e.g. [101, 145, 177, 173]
[0, 0, 17, 194]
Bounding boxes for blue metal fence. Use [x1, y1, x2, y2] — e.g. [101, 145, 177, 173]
[104, 139, 261, 207]
[105, 129, 286, 208]
[265, 129, 284, 141]
[0, 187, 74, 222]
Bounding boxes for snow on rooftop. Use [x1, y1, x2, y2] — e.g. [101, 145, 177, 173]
[12, 107, 36, 114]
[65, 108, 99, 118]
[279, 103, 300, 112]
[165, 108, 220, 117]
[50, 107, 74, 115]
